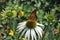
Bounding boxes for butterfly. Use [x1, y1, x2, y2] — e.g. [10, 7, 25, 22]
[29, 9, 37, 20]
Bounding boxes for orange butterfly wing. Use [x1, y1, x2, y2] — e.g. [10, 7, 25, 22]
[29, 10, 37, 20]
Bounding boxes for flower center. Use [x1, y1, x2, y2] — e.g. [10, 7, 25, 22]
[26, 20, 37, 29]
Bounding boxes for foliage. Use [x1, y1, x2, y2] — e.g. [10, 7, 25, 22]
[0, 0, 60, 40]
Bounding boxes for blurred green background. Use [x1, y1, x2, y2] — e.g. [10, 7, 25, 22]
[0, 0, 60, 40]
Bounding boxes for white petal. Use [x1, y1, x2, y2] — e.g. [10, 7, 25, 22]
[18, 21, 26, 25]
[34, 29, 40, 40]
[18, 26, 25, 30]
[17, 26, 26, 33]
[17, 22, 26, 28]
[31, 29, 34, 40]
[17, 24, 25, 29]
[31, 29, 37, 40]
[19, 28, 28, 39]
[37, 23, 44, 27]
[25, 29, 30, 40]
[35, 26, 43, 37]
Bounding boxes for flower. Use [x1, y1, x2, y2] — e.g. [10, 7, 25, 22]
[17, 19, 44, 40]
[1, 13, 6, 17]
[9, 30, 14, 36]
[17, 10, 44, 40]
[5, 10, 17, 18]
[6, 10, 13, 17]
[44, 13, 56, 22]
[12, 10, 17, 17]
[19, 11, 24, 17]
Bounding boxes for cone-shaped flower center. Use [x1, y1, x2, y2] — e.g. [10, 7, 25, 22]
[26, 20, 37, 29]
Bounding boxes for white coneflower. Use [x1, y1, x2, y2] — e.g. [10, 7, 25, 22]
[17, 10, 44, 40]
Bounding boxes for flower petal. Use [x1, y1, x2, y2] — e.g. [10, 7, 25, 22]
[17, 24, 25, 29]
[37, 23, 44, 27]
[17, 26, 26, 33]
[35, 26, 43, 37]
[17, 21, 26, 28]
[19, 28, 28, 39]
[31, 29, 37, 40]
[34, 29, 40, 40]
[25, 29, 30, 40]
[18, 21, 26, 25]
